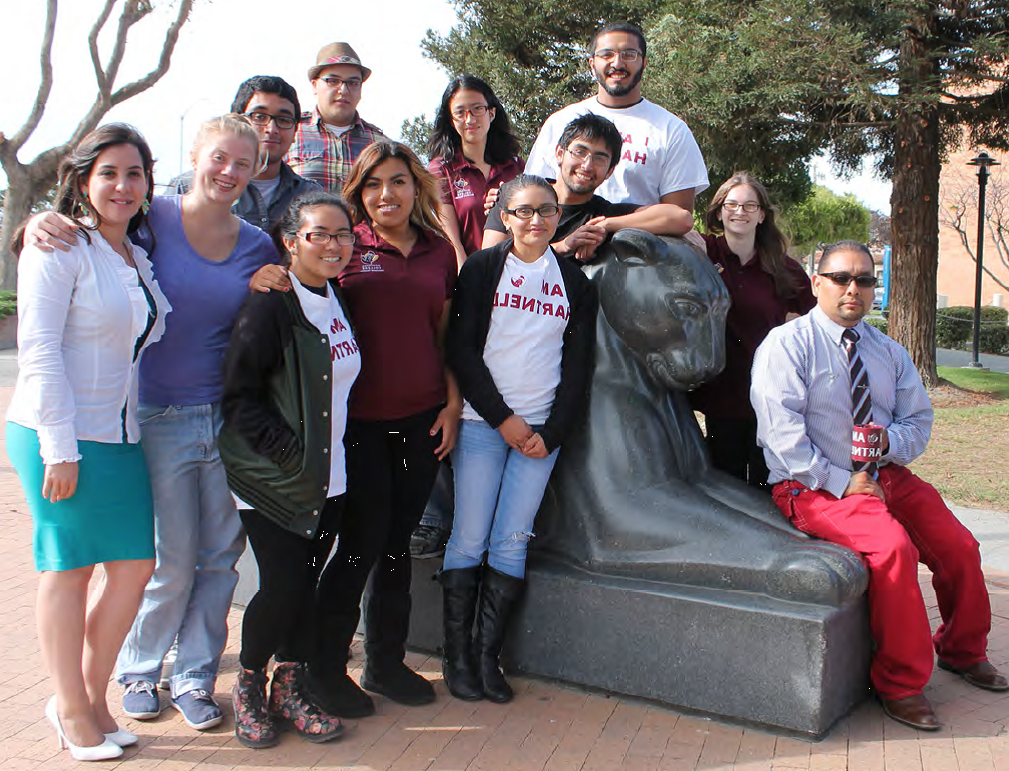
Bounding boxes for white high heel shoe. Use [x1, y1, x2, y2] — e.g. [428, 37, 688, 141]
[104, 726, 139, 747]
[45, 697, 124, 761]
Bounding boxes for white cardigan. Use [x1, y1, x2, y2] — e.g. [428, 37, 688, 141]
[7, 228, 171, 464]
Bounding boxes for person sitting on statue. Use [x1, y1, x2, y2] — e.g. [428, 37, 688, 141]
[439, 174, 596, 704]
[751, 239, 1008, 731]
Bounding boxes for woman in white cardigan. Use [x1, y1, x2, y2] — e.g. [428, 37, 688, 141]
[7, 124, 170, 761]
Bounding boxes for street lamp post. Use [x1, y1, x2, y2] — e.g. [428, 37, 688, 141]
[964, 151, 1001, 369]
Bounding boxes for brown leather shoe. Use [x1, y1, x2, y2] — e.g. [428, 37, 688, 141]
[879, 693, 942, 731]
[938, 659, 1009, 692]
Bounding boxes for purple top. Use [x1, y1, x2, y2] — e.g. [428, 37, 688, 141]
[689, 233, 815, 419]
[135, 196, 278, 406]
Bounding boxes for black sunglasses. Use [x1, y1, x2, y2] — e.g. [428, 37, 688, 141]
[818, 272, 878, 289]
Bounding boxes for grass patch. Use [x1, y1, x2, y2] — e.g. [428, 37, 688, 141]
[913, 367, 1009, 510]
[936, 365, 1009, 399]
[0, 291, 15, 319]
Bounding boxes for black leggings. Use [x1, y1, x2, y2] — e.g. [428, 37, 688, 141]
[315, 406, 442, 673]
[238, 497, 343, 671]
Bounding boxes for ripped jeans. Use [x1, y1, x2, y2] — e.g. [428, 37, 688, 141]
[444, 419, 559, 578]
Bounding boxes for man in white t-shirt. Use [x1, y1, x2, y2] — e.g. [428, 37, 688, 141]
[524, 22, 708, 215]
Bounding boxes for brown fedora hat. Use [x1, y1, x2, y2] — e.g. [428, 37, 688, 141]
[308, 42, 372, 82]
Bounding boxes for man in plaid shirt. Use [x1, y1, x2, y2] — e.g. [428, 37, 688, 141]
[287, 42, 386, 196]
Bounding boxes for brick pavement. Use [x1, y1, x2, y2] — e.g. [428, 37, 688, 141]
[0, 383, 1006, 770]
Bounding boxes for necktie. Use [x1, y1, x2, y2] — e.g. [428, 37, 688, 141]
[842, 328, 876, 475]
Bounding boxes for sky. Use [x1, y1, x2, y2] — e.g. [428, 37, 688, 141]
[0, 0, 892, 213]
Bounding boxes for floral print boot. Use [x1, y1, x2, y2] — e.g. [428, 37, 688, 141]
[269, 662, 344, 743]
[233, 667, 279, 748]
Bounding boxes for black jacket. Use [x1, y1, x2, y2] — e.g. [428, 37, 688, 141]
[218, 283, 353, 538]
[446, 239, 597, 453]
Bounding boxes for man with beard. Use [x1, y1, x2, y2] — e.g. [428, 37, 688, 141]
[169, 76, 320, 231]
[483, 114, 692, 261]
[751, 240, 1007, 731]
[524, 22, 708, 213]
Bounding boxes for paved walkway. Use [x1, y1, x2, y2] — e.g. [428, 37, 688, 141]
[0, 394, 1007, 769]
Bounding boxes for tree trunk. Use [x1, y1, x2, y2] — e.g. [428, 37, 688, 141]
[0, 162, 60, 290]
[889, 20, 941, 389]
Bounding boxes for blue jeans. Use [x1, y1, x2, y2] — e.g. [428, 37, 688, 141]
[116, 403, 245, 697]
[443, 420, 559, 578]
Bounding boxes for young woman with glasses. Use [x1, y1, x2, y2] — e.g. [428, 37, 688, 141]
[220, 191, 360, 748]
[688, 171, 815, 488]
[439, 175, 596, 703]
[427, 75, 524, 267]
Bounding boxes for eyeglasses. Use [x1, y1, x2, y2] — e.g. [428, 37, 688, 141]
[319, 76, 362, 90]
[818, 272, 878, 288]
[721, 202, 761, 213]
[503, 204, 560, 219]
[566, 146, 612, 167]
[245, 112, 297, 130]
[451, 105, 490, 120]
[592, 49, 642, 62]
[297, 231, 356, 246]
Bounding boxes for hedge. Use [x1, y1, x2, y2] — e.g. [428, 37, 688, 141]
[936, 306, 1009, 354]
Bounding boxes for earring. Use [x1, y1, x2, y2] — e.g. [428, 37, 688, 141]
[141, 200, 150, 215]
[79, 194, 92, 219]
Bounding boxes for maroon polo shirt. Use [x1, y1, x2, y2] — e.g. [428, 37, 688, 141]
[429, 154, 525, 255]
[689, 234, 816, 419]
[339, 224, 457, 421]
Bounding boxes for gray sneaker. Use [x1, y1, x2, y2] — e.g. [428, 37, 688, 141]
[410, 525, 448, 559]
[171, 688, 223, 730]
[122, 680, 161, 719]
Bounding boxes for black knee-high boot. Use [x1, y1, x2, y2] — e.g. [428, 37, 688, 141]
[438, 567, 484, 701]
[476, 566, 526, 703]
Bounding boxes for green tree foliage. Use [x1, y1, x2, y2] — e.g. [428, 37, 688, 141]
[784, 185, 871, 266]
[420, 0, 1009, 386]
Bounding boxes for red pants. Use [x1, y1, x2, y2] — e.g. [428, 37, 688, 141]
[773, 464, 990, 699]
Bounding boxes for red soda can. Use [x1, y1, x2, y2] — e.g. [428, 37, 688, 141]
[852, 423, 884, 467]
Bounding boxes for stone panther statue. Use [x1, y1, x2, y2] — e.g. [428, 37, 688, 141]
[533, 230, 867, 606]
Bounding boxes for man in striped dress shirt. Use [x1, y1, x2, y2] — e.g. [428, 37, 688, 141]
[750, 240, 1006, 731]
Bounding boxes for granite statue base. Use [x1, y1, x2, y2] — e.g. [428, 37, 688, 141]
[407, 556, 870, 738]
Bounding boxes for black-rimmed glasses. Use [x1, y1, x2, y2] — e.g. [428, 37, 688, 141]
[503, 204, 561, 219]
[297, 231, 356, 246]
[245, 112, 298, 130]
[451, 105, 490, 120]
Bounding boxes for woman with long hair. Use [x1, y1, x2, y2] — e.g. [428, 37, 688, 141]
[427, 75, 524, 267]
[689, 171, 815, 487]
[8, 124, 170, 760]
[439, 174, 596, 703]
[23, 114, 279, 732]
[306, 141, 460, 718]
[220, 191, 360, 748]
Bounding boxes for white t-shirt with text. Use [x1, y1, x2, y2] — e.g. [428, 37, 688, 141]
[524, 96, 709, 205]
[462, 248, 568, 426]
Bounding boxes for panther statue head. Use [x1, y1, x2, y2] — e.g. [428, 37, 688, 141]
[593, 230, 731, 391]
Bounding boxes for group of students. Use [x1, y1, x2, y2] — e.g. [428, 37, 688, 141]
[6, 55, 810, 761]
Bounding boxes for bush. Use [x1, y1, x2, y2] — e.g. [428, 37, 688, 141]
[0, 291, 15, 319]
[865, 316, 888, 336]
[936, 306, 1009, 354]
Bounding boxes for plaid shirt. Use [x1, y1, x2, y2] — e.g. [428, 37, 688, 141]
[286, 109, 385, 196]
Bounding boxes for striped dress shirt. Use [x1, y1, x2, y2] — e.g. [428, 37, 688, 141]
[750, 306, 933, 499]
